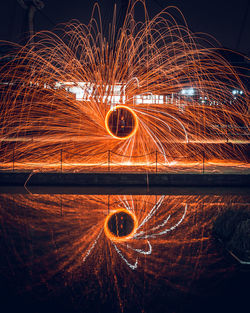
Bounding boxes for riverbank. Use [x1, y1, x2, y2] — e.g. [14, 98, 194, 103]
[0, 172, 249, 188]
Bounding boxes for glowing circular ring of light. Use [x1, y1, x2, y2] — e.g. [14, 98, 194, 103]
[105, 105, 139, 140]
[104, 208, 138, 242]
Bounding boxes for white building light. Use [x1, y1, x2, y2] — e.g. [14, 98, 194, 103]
[232, 89, 244, 96]
[180, 88, 195, 96]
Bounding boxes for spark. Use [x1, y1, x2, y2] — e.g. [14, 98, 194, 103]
[112, 241, 138, 270]
[82, 228, 103, 262]
[126, 240, 152, 255]
[0, 191, 247, 312]
[135, 204, 187, 239]
[83, 196, 188, 270]
[0, 0, 248, 167]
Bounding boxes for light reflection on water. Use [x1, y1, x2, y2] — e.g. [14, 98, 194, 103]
[0, 192, 249, 313]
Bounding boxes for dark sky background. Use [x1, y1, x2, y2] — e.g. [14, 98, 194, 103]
[0, 0, 249, 55]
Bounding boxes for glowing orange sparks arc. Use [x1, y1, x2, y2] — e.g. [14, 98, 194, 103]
[105, 105, 139, 140]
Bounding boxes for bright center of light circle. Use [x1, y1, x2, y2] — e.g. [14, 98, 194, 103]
[105, 105, 138, 140]
[104, 208, 138, 242]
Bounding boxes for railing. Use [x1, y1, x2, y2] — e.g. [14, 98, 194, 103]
[0, 147, 249, 174]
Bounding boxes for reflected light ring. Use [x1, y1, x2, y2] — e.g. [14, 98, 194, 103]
[104, 208, 138, 242]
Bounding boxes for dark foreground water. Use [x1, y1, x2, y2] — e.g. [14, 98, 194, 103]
[0, 188, 249, 313]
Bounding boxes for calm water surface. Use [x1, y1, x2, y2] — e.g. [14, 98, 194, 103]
[0, 189, 249, 313]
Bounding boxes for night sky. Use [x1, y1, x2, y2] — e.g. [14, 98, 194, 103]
[0, 0, 249, 55]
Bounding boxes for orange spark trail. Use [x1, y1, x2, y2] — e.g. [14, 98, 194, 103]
[0, 0, 249, 168]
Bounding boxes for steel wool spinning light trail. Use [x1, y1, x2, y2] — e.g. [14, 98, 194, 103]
[0, 193, 245, 294]
[0, 193, 220, 276]
[0, 193, 248, 311]
[84, 196, 187, 270]
[0, 0, 249, 168]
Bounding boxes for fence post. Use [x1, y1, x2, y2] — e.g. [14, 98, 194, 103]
[226, 124, 229, 143]
[202, 151, 205, 174]
[12, 145, 15, 172]
[60, 149, 63, 172]
[155, 150, 158, 173]
[108, 150, 110, 172]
